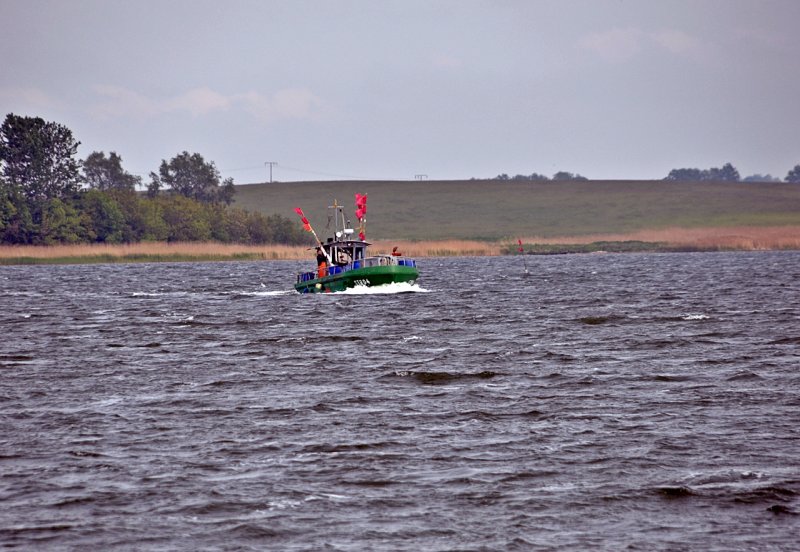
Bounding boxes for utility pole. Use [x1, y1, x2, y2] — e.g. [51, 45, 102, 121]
[264, 161, 278, 183]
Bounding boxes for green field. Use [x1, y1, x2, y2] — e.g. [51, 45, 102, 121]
[233, 180, 800, 241]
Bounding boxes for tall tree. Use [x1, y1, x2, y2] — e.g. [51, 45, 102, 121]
[83, 151, 141, 191]
[0, 113, 81, 201]
[666, 163, 740, 182]
[80, 189, 126, 243]
[150, 151, 235, 205]
[742, 174, 780, 183]
[786, 165, 800, 183]
[665, 168, 703, 181]
[553, 171, 587, 181]
[706, 162, 740, 182]
[0, 176, 15, 237]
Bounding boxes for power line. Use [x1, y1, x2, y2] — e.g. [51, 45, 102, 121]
[277, 164, 403, 181]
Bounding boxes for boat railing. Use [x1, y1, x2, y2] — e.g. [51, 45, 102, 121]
[346, 255, 416, 270]
[297, 254, 417, 283]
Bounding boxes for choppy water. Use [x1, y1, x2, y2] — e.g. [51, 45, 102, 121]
[1, 252, 799, 551]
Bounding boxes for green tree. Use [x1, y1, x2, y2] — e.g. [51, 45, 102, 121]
[224, 207, 252, 243]
[80, 190, 126, 243]
[146, 173, 161, 198]
[0, 176, 34, 243]
[786, 165, 800, 183]
[0, 113, 81, 201]
[207, 203, 231, 242]
[553, 171, 587, 181]
[151, 151, 235, 204]
[246, 212, 274, 243]
[706, 162, 740, 182]
[160, 195, 212, 241]
[665, 167, 703, 181]
[83, 151, 141, 191]
[0, 176, 15, 238]
[666, 163, 740, 182]
[138, 198, 169, 241]
[742, 173, 781, 183]
[266, 213, 307, 244]
[39, 198, 86, 244]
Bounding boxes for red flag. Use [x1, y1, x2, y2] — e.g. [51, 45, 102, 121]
[355, 193, 367, 240]
[294, 207, 312, 232]
[517, 239, 524, 253]
[355, 193, 367, 217]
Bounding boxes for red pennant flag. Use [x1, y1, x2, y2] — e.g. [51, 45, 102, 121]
[294, 207, 312, 232]
[355, 193, 367, 217]
[355, 193, 367, 240]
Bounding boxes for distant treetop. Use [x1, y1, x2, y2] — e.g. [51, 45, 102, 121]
[493, 171, 587, 181]
[665, 163, 740, 182]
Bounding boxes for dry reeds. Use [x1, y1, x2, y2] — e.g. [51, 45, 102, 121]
[513, 226, 800, 251]
[2, 226, 800, 265]
[0, 241, 311, 262]
[370, 240, 499, 257]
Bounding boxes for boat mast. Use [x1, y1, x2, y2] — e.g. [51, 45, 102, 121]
[328, 199, 355, 241]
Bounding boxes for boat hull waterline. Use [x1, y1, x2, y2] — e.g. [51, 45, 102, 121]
[295, 263, 418, 294]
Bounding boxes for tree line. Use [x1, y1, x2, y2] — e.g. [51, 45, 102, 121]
[491, 171, 589, 182]
[664, 162, 800, 183]
[488, 164, 800, 183]
[0, 113, 308, 245]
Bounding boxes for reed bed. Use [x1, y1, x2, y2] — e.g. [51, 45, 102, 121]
[370, 240, 500, 257]
[2, 226, 800, 265]
[0, 242, 309, 263]
[514, 225, 800, 251]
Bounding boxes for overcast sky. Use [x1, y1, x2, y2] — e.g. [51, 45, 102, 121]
[2, 0, 799, 183]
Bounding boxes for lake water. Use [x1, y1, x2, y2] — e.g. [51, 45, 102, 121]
[1, 252, 799, 550]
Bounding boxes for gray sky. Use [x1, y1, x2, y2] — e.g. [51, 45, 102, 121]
[2, 0, 798, 183]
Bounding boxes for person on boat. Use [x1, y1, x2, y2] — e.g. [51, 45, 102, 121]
[316, 247, 327, 278]
[337, 248, 352, 265]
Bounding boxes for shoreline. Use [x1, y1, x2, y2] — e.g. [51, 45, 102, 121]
[2, 225, 800, 265]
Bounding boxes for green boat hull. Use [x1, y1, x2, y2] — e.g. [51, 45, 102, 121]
[294, 265, 419, 294]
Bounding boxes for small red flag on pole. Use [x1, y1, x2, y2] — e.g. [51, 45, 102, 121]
[517, 239, 529, 275]
[355, 193, 367, 240]
[294, 208, 312, 231]
[294, 207, 332, 265]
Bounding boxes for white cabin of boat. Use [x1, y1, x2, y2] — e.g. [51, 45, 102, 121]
[323, 237, 369, 266]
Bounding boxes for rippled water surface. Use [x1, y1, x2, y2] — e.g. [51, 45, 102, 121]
[2, 252, 799, 550]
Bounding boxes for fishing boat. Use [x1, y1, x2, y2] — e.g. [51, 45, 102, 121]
[293, 195, 419, 294]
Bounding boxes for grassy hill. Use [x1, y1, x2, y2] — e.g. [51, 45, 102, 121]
[233, 179, 800, 241]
